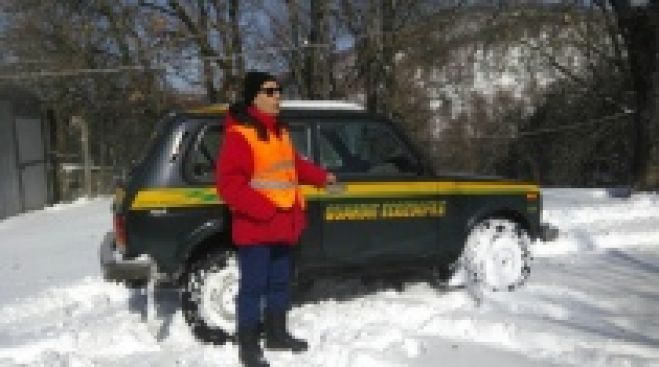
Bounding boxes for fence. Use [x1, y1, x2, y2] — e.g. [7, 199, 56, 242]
[57, 164, 118, 202]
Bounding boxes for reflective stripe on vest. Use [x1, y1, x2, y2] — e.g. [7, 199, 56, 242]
[230, 124, 305, 210]
[249, 179, 296, 190]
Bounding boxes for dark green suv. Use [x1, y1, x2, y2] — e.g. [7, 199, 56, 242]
[100, 101, 553, 343]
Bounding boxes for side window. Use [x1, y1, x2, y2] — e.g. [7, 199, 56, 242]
[318, 121, 420, 176]
[185, 124, 310, 183]
[288, 124, 311, 159]
[185, 125, 223, 183]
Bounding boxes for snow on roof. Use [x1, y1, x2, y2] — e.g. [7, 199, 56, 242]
[186, 100, 365, 114]
[186, 104, 229, 114]
[281, 100, 365, 111]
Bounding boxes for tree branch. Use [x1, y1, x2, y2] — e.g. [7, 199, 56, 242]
[519, 37, 632, 114]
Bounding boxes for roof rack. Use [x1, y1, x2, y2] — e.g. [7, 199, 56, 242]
[281, 100, 365, 111]
[185, 100, 365, 115]
[186, 104, 228, 114]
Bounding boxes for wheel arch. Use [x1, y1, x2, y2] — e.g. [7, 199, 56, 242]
[465, 207, 531, 238]
[175, 219, 234, 284]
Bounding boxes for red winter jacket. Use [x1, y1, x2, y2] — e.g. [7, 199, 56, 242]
[216, 105, 328, 246]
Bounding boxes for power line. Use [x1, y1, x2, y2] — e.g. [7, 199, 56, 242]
[442, 110, 635, 141]
[0, 42, 334, 80]
[0, 21, 412, 77]
[0, 65, 166, 80]
[0, 16, 605, 78]
[0, 0, 621, 80]
[518, 110, 633, 137]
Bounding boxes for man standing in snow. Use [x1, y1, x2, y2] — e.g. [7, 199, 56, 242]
[216, 71, 336, 367]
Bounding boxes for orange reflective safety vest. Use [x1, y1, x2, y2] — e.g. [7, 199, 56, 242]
[230, 125, 305, 210]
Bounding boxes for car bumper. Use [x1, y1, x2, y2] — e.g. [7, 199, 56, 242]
[99, 232, 153, 282]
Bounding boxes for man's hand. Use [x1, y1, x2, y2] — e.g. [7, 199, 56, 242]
[326, 172, 337, 185]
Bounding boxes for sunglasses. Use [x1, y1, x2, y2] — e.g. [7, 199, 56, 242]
[259, 87, 282, 97]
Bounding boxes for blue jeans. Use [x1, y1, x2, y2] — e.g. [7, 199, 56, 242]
[237, 245, 291, 330]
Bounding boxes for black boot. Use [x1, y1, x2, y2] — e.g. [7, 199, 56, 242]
[264, 312, 308, 352]
[238, 328, 269, 367]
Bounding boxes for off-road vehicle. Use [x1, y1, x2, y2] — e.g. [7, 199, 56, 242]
[101, 100, 555, 343]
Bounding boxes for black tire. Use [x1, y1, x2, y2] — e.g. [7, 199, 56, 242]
[460, 218, 531, 292]
[181, 250, 239, 345]
[430, 263, 457, 290]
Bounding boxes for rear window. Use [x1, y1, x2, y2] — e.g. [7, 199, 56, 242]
[129, 114, 176, 175]
[185, 124, 223, 183]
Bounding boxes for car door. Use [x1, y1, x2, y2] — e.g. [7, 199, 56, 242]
[287, 122, 326, 265]
[315, 119, 442, 265]
[184, 120, 327, 266]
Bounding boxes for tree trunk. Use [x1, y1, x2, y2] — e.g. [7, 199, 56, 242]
[229, 0, 243, 100]
[381, 0, 396, 117]
[198, 0, 216, 103]
[311, 0, 330, 98]
[286, 0, 307, 97]
[610, 0, 657, 188]
[365, 0, 380, 113]
[308, 0, 329, 98]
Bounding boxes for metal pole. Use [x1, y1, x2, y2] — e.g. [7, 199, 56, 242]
[11, 105, 25, 213]
[72, 116, 92, 198]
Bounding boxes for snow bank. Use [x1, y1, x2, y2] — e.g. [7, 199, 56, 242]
[534, 188, 659, 257]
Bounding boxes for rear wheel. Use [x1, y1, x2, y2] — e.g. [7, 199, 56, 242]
[460, 218, 531, 292]
[181, 250, 239, 344]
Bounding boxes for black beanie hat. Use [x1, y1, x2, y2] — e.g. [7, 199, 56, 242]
[243, 71, 277, 106]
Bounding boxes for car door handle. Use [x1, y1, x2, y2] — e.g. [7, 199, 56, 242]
[326, 183, 346, 195]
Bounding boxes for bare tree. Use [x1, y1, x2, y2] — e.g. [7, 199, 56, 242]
[606, 0, 658, 188]
[308, 0, 331, 99]
[285, 0, 308, 97]
[0, 0, 171, 196]
[139, 0, 246, 102]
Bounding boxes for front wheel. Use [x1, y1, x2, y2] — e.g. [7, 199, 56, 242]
[460, 218, 531, 292]
[181, 250, 239, 344]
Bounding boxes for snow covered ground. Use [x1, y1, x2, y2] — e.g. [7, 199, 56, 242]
[1, 188, 658, 367]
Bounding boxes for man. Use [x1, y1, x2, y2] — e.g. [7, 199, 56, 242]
[216, 71, 336, 367]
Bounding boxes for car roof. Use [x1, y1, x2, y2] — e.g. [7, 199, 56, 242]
[183, 100, 372, 120]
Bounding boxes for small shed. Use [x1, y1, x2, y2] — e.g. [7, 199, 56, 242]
[0, 86, 51, 220]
